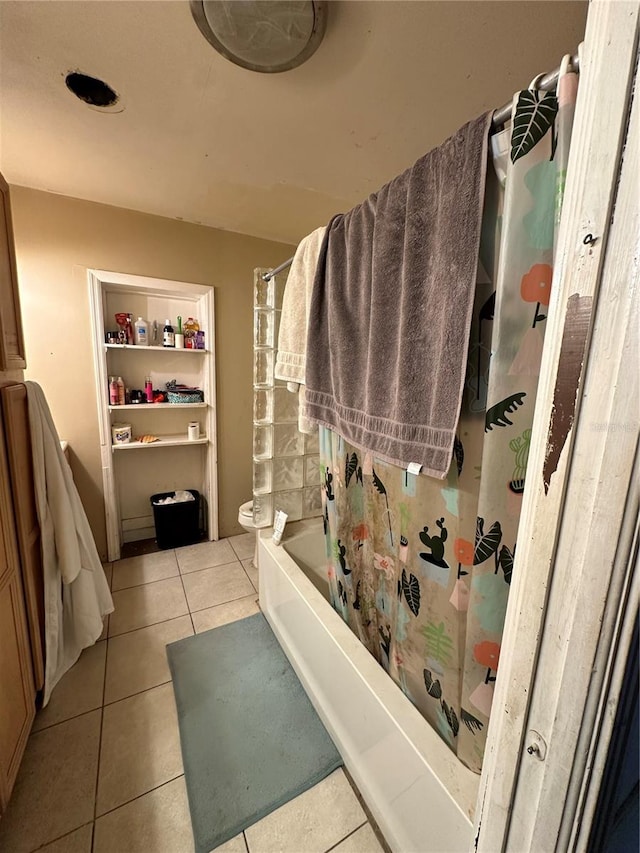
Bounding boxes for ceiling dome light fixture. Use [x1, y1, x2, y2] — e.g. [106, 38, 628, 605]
[65, 72, 119, 107]
[190, 0, 327, 73]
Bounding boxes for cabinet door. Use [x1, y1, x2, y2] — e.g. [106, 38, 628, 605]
[0, 574, 35, 810]
[0, 173, 26, 371]
[0, 414, 35, 812]
[0, 383, 45, 691]
[0, 404, 36, 814]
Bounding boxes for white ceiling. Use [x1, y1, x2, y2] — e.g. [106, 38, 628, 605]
[0, 1, 588, 245]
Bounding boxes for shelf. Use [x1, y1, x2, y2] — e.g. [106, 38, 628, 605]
[108, 402, 207, 411]
[91, 270, 218, 558]
[105, 344, 206, 353]
[112, 434, 208, 450]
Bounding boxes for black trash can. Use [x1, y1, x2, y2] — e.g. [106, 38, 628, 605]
[150, 490, 200, 549]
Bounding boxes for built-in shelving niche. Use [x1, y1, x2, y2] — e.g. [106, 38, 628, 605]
[88, 269, 218, 561]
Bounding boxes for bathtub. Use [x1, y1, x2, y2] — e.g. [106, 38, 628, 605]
[259, 519, 479, 853]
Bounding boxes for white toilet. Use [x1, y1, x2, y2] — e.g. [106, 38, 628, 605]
[238, 500, 258, 567]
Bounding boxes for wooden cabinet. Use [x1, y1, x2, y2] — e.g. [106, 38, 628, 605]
[1, 383, 45, 691]
[0, 171, 36, 814]
[0, 174, 26, 371]
[0, 414, 35, 811]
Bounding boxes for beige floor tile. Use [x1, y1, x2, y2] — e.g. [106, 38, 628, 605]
[105, 615, 194, 703]
[242, 558, 259, 592]
[191, 595, 260, 633]
[111, 549, 179, 591]
[0, 710, 101, 853]
[176, 538, 238, 574]
[212, 833, 248, 852]
[96, 682, 183, 815]
[182, 562, 255, 612]
[33, 641, 106, 732]
[98, 614, 109, 642]
[94, 777, 193, 853]
[227, 532, 256, 561]
[244, 769, 366, 853]
[331, 823, 384, 852]
[39, 823, 94, 853]
[108, 576, 188, 637]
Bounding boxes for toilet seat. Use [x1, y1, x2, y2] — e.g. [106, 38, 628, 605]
[237, 500, 258, 567]
[238, 500, 256, 531]
[239, 500, 253, 520]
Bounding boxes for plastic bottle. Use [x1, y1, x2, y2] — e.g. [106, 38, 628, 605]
[163, 319, 175, 348]
[116, 376, 125, 406]
[145, 376, 153, 403]
[134, 317, 149, 346]
[272, 510, 288, 545]
[174, 315, 184, 349]
[109, 376, 119, 405]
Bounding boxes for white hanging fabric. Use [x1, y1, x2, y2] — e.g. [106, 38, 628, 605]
[25, 381, 113, 705]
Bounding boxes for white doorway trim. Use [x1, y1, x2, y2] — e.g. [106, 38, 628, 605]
[474, 1, 639, 849]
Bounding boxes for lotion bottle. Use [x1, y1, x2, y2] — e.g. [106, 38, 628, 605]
[272, 510, 288, 545]
[109, 377, 119, 405]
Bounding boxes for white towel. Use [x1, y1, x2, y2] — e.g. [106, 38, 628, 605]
[275, 226, 326, 385]
[274, 226, 326, 434]
[26, 382, 113, 705]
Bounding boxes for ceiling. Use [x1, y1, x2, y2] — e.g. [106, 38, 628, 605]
[0, 1, 588, 245]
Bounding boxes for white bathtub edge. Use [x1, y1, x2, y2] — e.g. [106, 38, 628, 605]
[259, 525, 478, 853]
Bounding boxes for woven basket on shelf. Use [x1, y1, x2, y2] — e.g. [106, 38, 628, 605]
[166, 390, 204, 404]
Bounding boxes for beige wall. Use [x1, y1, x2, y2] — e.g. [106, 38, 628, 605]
[10, 187, 294, 559]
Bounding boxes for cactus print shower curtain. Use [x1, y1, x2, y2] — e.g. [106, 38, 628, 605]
[319, 61, 578, 773]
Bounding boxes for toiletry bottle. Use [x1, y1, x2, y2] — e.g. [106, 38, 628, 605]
[116, 376, 125, 406]
[145, 376, 153, 403]
[134, 317, 149, 346]
[272, 510, 288, 545]
[125, 314, 134, 345]
[174, 315, 185, 349]
[109, 376, 119, 405]
[163, 319, 175, 348]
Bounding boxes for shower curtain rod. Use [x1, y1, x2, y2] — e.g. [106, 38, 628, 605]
[262, 52, 580, 282]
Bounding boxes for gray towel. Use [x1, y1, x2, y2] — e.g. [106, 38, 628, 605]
[305, 112, 492, 478]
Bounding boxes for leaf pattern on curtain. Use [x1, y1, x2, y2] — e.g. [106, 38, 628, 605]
[510, 90, 558, 163]
[319, 67, 578, 773]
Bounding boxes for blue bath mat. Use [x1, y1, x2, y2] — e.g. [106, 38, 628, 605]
[167, 613, 343, 853]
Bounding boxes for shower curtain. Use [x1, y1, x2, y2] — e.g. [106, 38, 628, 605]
[319, 63, 578, 773]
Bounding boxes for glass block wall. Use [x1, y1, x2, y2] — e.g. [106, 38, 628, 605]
[252, 268, 322, 528]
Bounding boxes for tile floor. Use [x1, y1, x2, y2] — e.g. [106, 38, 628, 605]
[0, 533, 384, 853]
